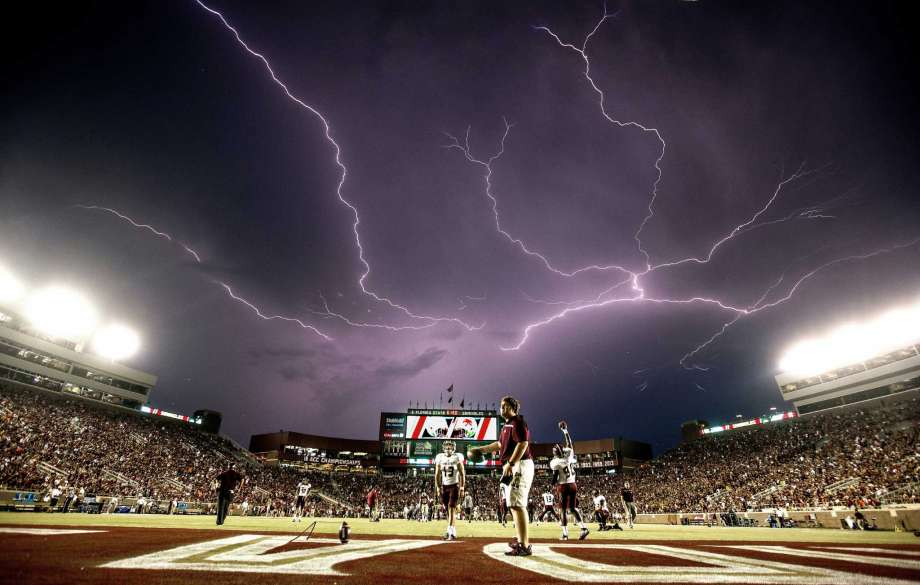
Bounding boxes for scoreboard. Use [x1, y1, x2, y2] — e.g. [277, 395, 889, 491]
[379, 409, 501, 469]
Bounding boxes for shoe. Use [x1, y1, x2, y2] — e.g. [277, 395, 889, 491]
[559, 535, 568, 540]
[579, 528, 590, 540]
[448, 535, 457, 541]
[505, 543, 532, 556]
[443, 533, 450, 540]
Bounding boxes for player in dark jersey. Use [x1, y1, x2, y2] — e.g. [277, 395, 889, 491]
[468, 395, 534, 556]
[621, 481, 637, 528]
[215, 464, 243, 526]
[367, 485, 380, 522]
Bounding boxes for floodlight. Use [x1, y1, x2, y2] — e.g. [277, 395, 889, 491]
[778, 339, 826, 376]
[0, 266, 25, 305]
[92, 323, 140, 361]
[24, 286, 98, 340]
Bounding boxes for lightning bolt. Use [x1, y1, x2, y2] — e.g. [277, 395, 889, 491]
[191, 0, 481, 333]
[482, 4, 913, 363]
[76, 205, 332, 340]
[445, 120, 633, 277]
[533, 4, 665, 268]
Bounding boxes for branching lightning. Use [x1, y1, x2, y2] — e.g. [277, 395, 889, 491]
[471, 3, 918, 367]
[76, 205, 332, 340]
[191, 0, 481, 333]
[445, 120, 633, 277]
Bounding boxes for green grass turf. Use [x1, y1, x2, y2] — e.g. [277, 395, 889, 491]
[1, 511, 916, 544]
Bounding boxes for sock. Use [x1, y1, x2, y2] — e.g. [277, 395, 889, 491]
[562, 526, 568, 537]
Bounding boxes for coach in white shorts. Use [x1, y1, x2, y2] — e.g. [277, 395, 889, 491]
[469, 395, 534, 556]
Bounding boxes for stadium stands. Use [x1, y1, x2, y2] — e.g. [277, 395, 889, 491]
[1, 381, 917, 521]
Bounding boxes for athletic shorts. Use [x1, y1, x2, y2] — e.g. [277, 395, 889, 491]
[558, 482, 578, 509]
[504, 459, 534, 509]
[440, 484, 460, 507]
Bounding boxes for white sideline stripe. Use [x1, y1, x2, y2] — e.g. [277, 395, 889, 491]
[0, 528, 105, 535]
[483, 543, 920, 584]
[728, 545, 920, 570]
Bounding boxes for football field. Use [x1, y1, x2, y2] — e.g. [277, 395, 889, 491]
[2, 512, 919, 584]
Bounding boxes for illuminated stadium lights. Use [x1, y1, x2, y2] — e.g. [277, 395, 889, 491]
[92, 324, 141, 361]
[700, 411, 797, 435]
[24, 286, 98, 341]
[0, 266, 25, 305]
[778, 297, 920, 376]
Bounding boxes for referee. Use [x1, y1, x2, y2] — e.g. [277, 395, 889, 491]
[216, 463, 244, 526]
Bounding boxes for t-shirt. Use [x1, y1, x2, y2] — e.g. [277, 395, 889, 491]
[297, 482, 311, 497]
[498, 415, 533, 464]
[217, 469, 243, 492]
[463, 495, 473, 508]
[434, 452, 464, 486]
[542, 492, 555, 506]
[594, 495, 608, 511]
[550, 453, 577, 485]
[621, 489, 634, 503]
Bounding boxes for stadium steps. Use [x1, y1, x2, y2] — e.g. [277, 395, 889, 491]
[825, 477, 859, 493]
[878, 481, 919, 504]
[36, 461, 67, 477]
[312, 489, 352, 510]
[102, 469, 139, 488]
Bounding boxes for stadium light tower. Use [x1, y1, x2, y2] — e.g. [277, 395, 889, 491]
[24, 285, 99, 341]
[92, 323, 141, 361]
[0, 265, 25, 305]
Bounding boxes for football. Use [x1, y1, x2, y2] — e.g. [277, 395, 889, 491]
[466, 448, 483, 463]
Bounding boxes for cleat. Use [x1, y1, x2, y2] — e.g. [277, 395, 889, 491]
[559, 535, 568, 540]
[449, 535, 457, 541]
[505, 543, 533, 556]
[579, 528, 590, 540]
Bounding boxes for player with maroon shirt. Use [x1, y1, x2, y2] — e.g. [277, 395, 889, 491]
[468, 395, 534, 557]
[366, 485, 380, 522]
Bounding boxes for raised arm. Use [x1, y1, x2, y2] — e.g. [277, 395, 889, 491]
[559, 420, 574, 451]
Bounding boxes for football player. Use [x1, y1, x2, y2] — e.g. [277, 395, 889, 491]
[293, 480, 311, 523]
[621, 481, 637, 529]
[434, 440, 466, 540]
[550, 421, 589, 540]
[592, 490, 611, 531]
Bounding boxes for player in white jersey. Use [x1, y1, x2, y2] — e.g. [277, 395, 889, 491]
[434, 440, 465, 540]
[592, 490, 611, 530]
[293, 481, 311, 522]
[536, 489, 558, 523]
[550, 421, 589, 540]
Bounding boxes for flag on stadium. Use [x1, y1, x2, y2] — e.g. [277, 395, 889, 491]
[448, 395, 453, 404]
[460, 398, 465, 408]
[446, 384, 453, 393]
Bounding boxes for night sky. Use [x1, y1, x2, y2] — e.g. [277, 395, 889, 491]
[3, 1, 919, 454]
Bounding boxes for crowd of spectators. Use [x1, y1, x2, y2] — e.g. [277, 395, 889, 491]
[1, 381, 917, 520]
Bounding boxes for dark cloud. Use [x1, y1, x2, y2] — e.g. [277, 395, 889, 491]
[374, 347, 449, 380]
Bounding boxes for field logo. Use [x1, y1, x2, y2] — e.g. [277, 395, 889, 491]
[484, 543, 918, 584]
[103, 534, 444, 575]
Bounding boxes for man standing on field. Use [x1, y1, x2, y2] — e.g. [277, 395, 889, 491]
[468, 395, 534, 556]
[434, 440, 465, 540]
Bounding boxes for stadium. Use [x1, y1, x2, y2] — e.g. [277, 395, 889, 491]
[5, 1, 920, 583]
[2, 260, 920, 584]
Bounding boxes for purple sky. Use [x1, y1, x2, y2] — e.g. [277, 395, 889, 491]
[3, 1, 920, 453]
